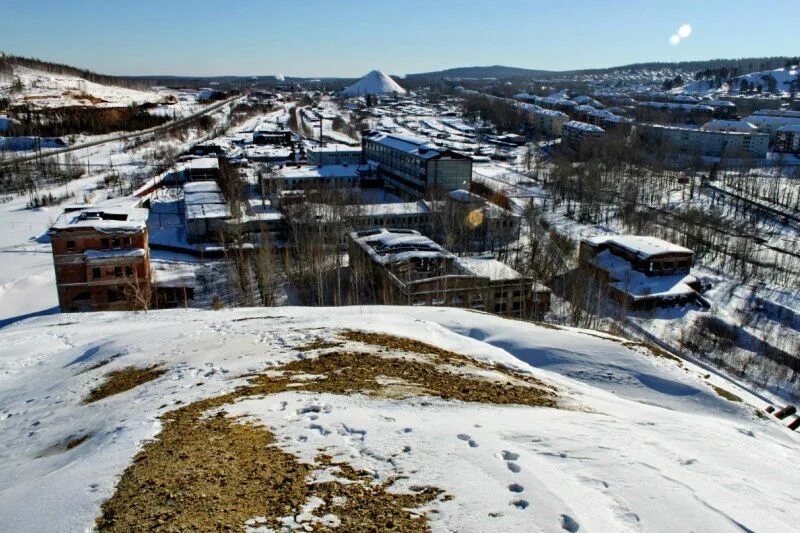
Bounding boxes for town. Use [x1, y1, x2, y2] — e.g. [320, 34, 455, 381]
[1, 4, 800, 530]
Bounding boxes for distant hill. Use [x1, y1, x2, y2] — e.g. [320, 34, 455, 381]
[406, 65, 553, 80]
[405, 57, 798, 80]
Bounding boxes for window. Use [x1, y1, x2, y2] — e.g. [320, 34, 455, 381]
[92, 267, 101, 279]
[123, 237, 132, 247]
[125, 266, 133, 277]
[107, 288, 123, 303]
[112, 238, 121, 249]
[100, 238, 110, 249]
[114, 266, 123, 277]
[66, 240, 76, 252]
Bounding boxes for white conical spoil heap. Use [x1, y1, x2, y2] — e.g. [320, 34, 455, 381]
[341, 70, 407, 96]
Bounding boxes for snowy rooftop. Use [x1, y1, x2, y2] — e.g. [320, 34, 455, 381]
[586, 235, 692, 259]
[591, 249, 697, 300]
[701, 120, 758, 132]
[275, 164, 366, 180]
[184, 157, 219, 170]
[365, 132, 445, 159]
[564, 121, 605, 133]
[639, 101, 715, 112]
[51, 207, 148, 233]
[778, 124, 800, 133]
[350, 228, 451, 265]
[457, 256, 524, 282]
[307, 144, 362, 154]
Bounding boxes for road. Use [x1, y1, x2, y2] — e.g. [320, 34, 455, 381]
[0, 94, 245, 167]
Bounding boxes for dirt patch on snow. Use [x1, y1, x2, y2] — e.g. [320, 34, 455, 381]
[84, 365, 166, 404]
[95, 331, 556, 530]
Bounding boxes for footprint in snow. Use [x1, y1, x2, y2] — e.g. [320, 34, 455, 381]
[457, 434, 479, 448]
[500, 450, 519, 461]
[507, 462, 521, 473]
[511, 499, 529, 510]
[561, 514, 580, 532]
[508, 483, 524, 493]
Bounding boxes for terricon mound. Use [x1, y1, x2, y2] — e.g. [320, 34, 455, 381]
[341, 70, 407, 96]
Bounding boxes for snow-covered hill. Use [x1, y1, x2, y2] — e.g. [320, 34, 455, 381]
[341, 70, 407, 96]
[0, 65, 161, 109]
[0, 306, 797, 532]
[733, 66, 799, 93]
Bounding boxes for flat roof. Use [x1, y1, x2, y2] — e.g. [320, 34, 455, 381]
[350, 228, 451, 265]
[51, 206, 148, 233]
[364, 132, 444, 160]
[457, 256, 523, 282]
[275, 164, 366, 180]
[586, 235, 692, 259]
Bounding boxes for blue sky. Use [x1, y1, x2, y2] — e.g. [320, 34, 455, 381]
[2, 0, 797, 77]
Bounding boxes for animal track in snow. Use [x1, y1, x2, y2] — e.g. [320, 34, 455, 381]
[507, 462, 521, 473]
[508, 483, 524, 493]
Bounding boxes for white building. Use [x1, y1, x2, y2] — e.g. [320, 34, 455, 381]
[742, 110, 800, 141]
[637, 123, 769, 160]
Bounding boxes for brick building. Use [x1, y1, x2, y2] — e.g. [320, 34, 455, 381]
[349, 228, 549, 317]
[49, 206, 150, 312]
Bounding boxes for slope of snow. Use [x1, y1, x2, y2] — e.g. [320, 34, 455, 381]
[0, 306, 797, 532]
[0, 65, 161, 109]
[734, 67, 799, 94]
[341, 70, 407, 96]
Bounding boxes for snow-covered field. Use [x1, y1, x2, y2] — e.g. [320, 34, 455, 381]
[0, 306, 798, 532]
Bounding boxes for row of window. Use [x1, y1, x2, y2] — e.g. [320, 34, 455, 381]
[65, 236, 134, 252]
[92, 265, 134, 279]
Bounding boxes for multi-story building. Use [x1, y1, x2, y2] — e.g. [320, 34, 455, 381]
[362, 132, 473, 197]
[562, 121, 605, 155]
[637, 123, 769, 159]
[519, 104, 569, 137]
[348, 228, 549, 317]
[579, 235, 700, 310]
[307, 145, 362, 166]
[774, 124, 800, 155]
[49, 205, 150, 312]
[585, 109, 632, 135]
[635, 101, 715, 125]
[434, 189, 521, 253]
[742, 110, 800, 142]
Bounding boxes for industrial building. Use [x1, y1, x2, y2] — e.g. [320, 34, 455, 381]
[362, 132, 473, 197]
[349, 228, 549, 316]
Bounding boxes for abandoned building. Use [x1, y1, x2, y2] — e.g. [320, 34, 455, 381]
[49, 205, 151, 312]
[579, 235, 700, 310]
[349, 228, 550, 317]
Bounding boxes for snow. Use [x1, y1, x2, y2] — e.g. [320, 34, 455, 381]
[591, 250, 697, 299]
[0, 65, 161, 109]
[84, 248, 146, 262]
[50, 207, 148, 232]
[0, 306, 797, 532]
[341, 70, 407, 97]
[588, 234, 692, 259]
[458, 256, 523, 281]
